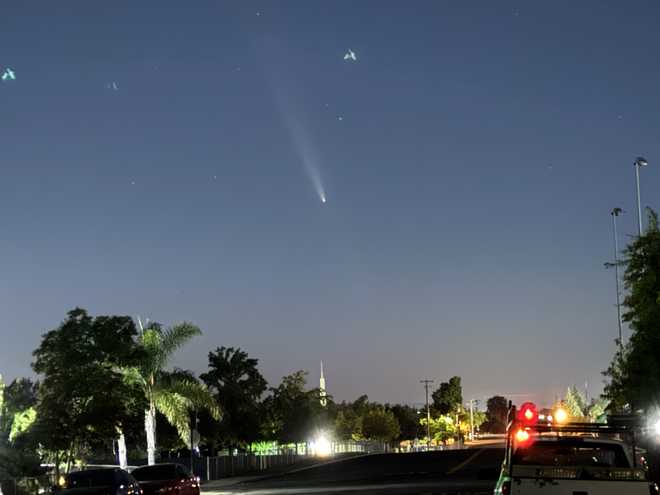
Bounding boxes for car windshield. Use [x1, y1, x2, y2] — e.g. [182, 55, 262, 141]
[131, 465, 179, 482]
[513, 441, 630, 468]
[66, 470, 117, 488]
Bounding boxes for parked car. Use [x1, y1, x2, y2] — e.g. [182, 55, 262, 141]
[130, 464, 200, 495]
[61, 468, 141, 495]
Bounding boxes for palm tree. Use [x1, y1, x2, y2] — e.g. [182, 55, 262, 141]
[125, 321, 220, 465]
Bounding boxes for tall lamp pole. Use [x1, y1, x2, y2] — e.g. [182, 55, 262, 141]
[420, 380, 434, 450]
[611, 208, 624, 352]
[634, 157, 648, 236]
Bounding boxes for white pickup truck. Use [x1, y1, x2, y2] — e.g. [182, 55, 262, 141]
[494, 403, 658, 495]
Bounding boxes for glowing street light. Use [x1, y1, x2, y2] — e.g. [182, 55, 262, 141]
[311, 434, 332, 457]
[554, 407, 568, 424]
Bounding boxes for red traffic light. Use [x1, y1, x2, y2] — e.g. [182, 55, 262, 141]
[517, 402, 538, 424]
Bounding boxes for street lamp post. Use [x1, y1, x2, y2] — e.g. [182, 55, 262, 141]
[634, 157, 648, 236]
[611, 208, 624, 352]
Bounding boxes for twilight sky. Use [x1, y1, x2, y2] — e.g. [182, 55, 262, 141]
[1, 1, 659, 408]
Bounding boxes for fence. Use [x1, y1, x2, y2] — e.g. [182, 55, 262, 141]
[202, 451, 299, 480]
[196, 441, 375, 480]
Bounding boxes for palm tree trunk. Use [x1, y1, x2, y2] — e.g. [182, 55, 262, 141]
[53, 451, 61, 487]
[145, 401, 157, 465]
[117, 429, 128, 469]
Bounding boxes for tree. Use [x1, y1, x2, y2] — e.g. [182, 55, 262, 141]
[263, 371, 328, 445]
[333, 395, 370, 441]
[603, 209, 660, 411]
[421, 415, 456, 445]
[200, 347, 267, 451]
[587, 398, 609, 423]
[388, 404, 419, 441]
[0, 378, 38, 439]
[31, 309, 143, 478]
[432, 377, 463, 416]
[334, 409, 362, 441]
[361, 408, 400, 443]
[482, 396, 508, 433]
[126, 321, 220, 465]
[564, 386, 588, 420]
[0, 376, 42, 480]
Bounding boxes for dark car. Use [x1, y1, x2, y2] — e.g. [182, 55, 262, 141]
[130, 464, 200, 495]
[62, 468, 141, 495]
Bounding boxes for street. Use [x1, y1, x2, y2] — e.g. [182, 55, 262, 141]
[203, 448, 504, 494]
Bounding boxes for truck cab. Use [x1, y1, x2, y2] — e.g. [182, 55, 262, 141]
[494, 402, 659, 495]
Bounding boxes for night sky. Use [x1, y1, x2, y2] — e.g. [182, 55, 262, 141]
[2, 1, 660, 407]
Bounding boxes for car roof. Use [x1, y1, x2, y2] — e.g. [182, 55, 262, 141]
[69, 468, 122, 475]
[523, 436, 630, 446]
[132, 463, 180, 469]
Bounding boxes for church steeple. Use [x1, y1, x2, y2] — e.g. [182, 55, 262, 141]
[319, 361, 327, 407]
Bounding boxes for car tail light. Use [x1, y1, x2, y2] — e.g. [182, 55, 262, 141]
[501, 480, 511, 495]
[515, 428, 530, 443]
[517, 402, 538, 425]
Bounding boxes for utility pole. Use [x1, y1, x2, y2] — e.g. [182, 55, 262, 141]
[420, 380, 434, 450]
[469, 400, 475, 441]
[190, 409, 198, 475]
[611, 207, 624, 352]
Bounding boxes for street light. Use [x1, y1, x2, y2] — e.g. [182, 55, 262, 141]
[634, 157, 648, 236]
[611, 208, 624, 352]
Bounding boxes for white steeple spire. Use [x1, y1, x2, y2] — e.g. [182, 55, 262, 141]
[319, 361, 327, 407]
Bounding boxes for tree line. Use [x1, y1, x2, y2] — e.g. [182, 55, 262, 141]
[0, 311, 511, 479]
[603, 210, 660, 413]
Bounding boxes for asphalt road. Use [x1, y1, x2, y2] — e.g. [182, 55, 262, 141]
[205, 448, 504, 495]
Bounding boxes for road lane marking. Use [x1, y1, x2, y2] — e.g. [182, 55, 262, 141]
[446, 448, 485, 475]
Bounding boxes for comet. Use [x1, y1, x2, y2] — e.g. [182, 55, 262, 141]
[258, 41, 329, 205]
[269, 80, 327, 204]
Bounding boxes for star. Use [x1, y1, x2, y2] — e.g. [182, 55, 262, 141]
[337, 116, 343, 121]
